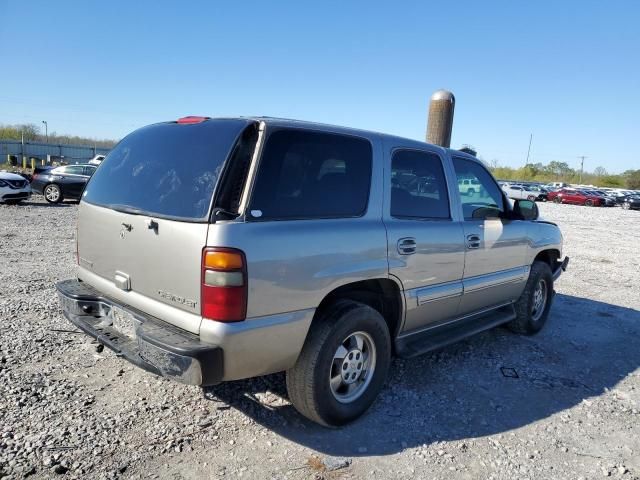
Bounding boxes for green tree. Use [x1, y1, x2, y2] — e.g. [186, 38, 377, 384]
[624, 170, 640, 189]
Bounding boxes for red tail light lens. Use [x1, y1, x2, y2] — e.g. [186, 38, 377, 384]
[201, 248, 247, 322]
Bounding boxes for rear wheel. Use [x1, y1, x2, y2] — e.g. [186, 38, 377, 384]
[622, 202, 631, 210]
[553, 196, 562, 204]
[527, 195, 537, 201]
[467, 188, 475, 196]
[585, 199, 594, 207]
[508, 261, 554, 335]
[286, 300, 391, 427]
[44, 184, 63, 204]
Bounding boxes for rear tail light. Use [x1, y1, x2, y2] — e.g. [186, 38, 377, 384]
[201, 248, 247, 322]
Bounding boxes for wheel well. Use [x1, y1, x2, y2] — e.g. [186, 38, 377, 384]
[534, 249, 560, 268]
[315, 279, 403, 339]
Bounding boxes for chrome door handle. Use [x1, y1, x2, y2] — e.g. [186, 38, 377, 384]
[397, 237, 417, 255]
[466, 234, 481, 249]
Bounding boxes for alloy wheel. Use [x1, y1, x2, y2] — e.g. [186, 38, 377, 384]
[531, 278, 548, 322]
[44, 185, 60, 203]
[329, 331, 377, 404]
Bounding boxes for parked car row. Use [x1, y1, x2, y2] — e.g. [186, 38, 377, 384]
[1, 163, 99, 205]
[497, 180, 640, 210]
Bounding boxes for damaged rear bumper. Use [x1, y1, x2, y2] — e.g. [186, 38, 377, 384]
[56, 279, 223, 386]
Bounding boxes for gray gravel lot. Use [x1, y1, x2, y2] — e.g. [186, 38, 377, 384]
[1, 197, 639, 479]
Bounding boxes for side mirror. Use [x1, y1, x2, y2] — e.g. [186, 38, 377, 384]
[513, 199, 539, 220]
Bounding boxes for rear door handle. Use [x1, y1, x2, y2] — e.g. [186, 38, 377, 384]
[397, 237, 417, 255]
[466, 234, 481, 249]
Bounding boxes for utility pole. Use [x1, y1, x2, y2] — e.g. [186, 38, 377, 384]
[578, 156, 587, 184]
[42, 120, 48, 143]
[525, 133, 533, 165]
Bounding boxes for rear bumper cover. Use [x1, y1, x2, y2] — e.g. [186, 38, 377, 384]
[552, 256, 570, 281]
[56, 279, 223, 386]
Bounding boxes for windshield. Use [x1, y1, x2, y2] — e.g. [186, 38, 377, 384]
[82, 119, 250, 221]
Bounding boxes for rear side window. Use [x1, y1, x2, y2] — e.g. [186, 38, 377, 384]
[61, 166, 84, 175]
[390, 150, 450, 219]
[82, 119, 250, 221]
[249, 129, 372, 220]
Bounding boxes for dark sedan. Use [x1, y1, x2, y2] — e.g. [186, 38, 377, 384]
[31, 164, 98, 203]
[619, 195, 640, 210]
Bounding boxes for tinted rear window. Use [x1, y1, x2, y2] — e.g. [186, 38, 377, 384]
[248, 129, 372, 220]
[391, 150, 450, 219]
[82, 119, 250, 220]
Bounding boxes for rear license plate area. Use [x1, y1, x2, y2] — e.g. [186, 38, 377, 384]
[109, 306, 138, 338]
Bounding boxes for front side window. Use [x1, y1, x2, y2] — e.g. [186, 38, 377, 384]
[249, 129, 372, 220]
[452, 157, 504, 220]
[390, 150, 450, 219]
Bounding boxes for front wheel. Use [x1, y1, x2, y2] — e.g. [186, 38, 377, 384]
[622, 202, 630, 210]
[585, 199, 594, 207]
[553, 197, 562, 204]
[527, 195, 537, 201]
[44, 184, 63, 203]
[508, 261, 554, 335]
[286, 300, 391, 427]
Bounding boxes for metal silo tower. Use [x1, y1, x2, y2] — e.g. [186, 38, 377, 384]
[426, 90, 455, 148]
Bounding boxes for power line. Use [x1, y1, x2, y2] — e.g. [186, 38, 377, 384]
[525, 133, 533, 165]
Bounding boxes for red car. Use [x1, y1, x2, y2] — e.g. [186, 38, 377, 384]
[547, 188, 603, 206]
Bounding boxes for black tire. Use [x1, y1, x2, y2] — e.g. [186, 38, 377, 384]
[467, 188, 475, 196]
[286, 300, 391, 427]
[43, 183, 63, 204]
[553, 196, 561, 204]
[585, 199, 594, 207]
[527, 195, 537, 201]
[508, 261, 554, 335]
[622, 202, 630, 210]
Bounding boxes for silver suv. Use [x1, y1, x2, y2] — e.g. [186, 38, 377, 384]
[57, 116, 569, 426]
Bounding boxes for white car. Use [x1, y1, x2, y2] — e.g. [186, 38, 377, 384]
[502, 184, 543, 201]
[88, 155, 105, 165]
[0, 171, 32, 204]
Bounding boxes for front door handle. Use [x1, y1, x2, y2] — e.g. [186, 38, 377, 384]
[466, 234, 481, 249]
[397, 237, 417, 255]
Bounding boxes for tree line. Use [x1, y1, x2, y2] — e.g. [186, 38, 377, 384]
[488, 160, 640, 190]
[0, 123, 117, 149]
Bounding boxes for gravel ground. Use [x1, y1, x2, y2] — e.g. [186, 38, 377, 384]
[1, 197, 639, 479]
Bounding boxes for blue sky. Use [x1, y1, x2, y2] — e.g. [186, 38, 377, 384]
[1, 1, 638, 173]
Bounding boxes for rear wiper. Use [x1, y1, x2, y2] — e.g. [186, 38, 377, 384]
[108, 204, 146, 216]
[212, 207, 240, 222]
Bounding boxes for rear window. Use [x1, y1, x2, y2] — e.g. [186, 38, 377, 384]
[248, 129, 372, 220]
[391, 150, 450, 219]
[82, 119, 250, 220]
